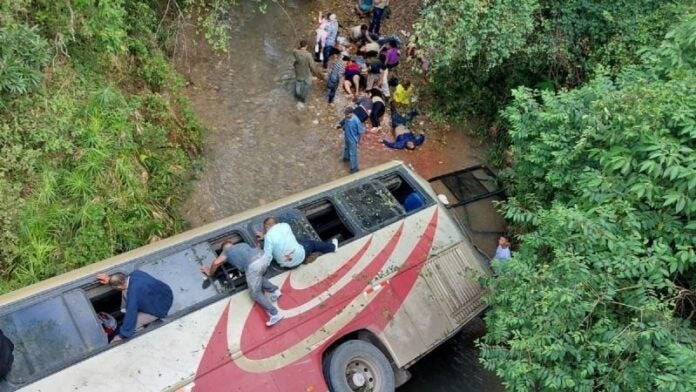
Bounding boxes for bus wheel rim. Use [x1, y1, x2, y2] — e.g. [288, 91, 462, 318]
[345, 358, 376, 390]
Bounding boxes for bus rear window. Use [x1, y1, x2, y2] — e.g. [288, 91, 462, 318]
[340, 182, 404, 230]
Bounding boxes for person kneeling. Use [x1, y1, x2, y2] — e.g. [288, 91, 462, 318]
[95, 271, 173, 342]
[202, 241, 283, 326]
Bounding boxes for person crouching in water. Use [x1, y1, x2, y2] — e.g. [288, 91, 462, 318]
[202, 241, 284, 327]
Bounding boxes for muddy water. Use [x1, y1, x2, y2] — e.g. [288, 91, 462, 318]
[174, 0, 500, 390]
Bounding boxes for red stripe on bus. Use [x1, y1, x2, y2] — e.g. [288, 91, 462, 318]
[277, 236, 373, 308]
[192, 210, 439, 391]
[239, 224, 403, 357]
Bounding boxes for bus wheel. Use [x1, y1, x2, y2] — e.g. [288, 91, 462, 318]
[326, 340, 395, 392]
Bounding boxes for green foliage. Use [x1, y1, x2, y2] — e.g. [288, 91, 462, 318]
[480, 16, 696, 391]
[0, 1, 203, 293]
[415, 0, 688, 119]
[0, 24, 49, 96]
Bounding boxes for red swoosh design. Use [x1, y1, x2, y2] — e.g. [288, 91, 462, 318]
[277, 236, 373, 308]
[240, 225, 402, 357]
[192, 210, 439, 392]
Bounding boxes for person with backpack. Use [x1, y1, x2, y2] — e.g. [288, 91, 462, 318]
[0, 329, 14, 380]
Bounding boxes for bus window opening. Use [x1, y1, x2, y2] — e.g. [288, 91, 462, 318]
[380, 174, 427, 213]
[301, 200, 354, 244]
[206, 232, 249, 292]
[87, 284, 124, 325]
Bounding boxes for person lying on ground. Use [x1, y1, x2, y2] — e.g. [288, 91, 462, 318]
[355, 0, 374, 17]
[327, 53, 348, 104]
[381, 104, 424, 150]
[353, 92, 373, 125]
[293, 40, 322, 106]
[369, 88, 386, 130]
[201, 241, 283, 326]
[343, 57, 364, 99]
[256, 217, 338, 269]
[95, 271, 173, 342]
[365, 53, 385, 91]
[349, 24, 372, 47]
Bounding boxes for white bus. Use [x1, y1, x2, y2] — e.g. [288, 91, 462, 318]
[0, 161, 504, 392]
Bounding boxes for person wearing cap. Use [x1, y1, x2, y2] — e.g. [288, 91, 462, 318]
[293, 40, 321, 107]
[338, 106, 365, 173]
[322, 13, 339, 69]
[201, 241, 284, 327]
[95, 270, 173, 342]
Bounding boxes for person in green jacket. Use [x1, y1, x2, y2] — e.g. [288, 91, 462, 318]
[293, 40, 321, 107]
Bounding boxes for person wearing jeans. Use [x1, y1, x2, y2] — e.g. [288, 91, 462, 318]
[339, 106, 365, 173]
[323, 14, 339, 69]
[369, 0, 387, 35]
[257, 217, 338, 269]
[201, 241, 283, 326]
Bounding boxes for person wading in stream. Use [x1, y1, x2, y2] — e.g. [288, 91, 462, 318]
[293, 40, 321, 109]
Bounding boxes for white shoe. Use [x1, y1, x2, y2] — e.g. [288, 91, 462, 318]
[266, 313, 284, 327]
[296, 102, 305, 110]
[331, 238, 339, 252]
[270, 289, 282, 302]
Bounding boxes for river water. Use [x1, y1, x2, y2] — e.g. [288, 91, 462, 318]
[174, 0, 502, 390]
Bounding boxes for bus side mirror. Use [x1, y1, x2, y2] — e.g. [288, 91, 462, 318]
[437, 194, 450, 205]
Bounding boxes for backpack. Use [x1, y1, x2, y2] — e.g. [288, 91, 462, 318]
[0, 329, 14, 379]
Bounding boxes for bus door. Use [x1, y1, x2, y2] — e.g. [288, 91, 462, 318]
[429, 165, 507, 259]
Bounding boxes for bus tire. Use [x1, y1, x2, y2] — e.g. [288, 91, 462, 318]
[325, 340, 395, 392]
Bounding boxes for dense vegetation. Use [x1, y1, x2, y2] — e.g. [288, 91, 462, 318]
[417, 1, 696, 390]
[0, 1, 204, 293]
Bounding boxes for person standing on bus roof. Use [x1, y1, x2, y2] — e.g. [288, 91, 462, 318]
[96, 271, 173, 342]
[201, 241, 283, 327]
[257, 217, 338, 269]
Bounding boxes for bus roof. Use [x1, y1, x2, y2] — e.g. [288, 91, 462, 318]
[0, 161, 410, 306]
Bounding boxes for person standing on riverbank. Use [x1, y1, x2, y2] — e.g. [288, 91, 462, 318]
[339, 106, 365, 173]
[327, 53, 348, 104]
[322, 14, 339, 69]
[369, 0, 388, 35]
[293, 40, 321, 108]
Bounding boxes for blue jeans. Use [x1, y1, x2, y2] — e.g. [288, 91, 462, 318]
[343, 138, 359, 172]
[369, 7, 384, 35]
[327, 83, 338, 103]
[322, 45, 333, 69]
[299, 240, 335, 256]
[294, 80, 310, 103]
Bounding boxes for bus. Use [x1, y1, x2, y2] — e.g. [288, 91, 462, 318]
[0, 161, 504, 392]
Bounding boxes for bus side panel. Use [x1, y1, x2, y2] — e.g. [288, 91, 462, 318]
[378, 208, 488, 368]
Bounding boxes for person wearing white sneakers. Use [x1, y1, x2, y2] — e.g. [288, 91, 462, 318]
[201, 241, 283, 327]
[256, 216, 339, 269]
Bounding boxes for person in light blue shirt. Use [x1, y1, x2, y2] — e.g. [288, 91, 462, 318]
[494, 236, 512, 260]
[257, 217, 338, 269]
[322, 14, 339, 68]
[339, 106, 366, 173]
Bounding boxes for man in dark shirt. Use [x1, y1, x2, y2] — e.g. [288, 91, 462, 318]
[96, 270, 173, 342]
[202, 241, 284, 327]
[293, 40, 321, 107]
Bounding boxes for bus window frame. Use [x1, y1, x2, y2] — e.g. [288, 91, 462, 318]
[297, 196, 357, 246]
[377, 171, 434, 215]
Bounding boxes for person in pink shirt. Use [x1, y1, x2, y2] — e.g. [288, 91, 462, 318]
[315, 12, 330, 61]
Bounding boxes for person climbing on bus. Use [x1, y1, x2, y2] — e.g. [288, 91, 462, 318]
[95, 270, 173, 342]
[257, 216, 338, 269]
[201, 241, 283, 326]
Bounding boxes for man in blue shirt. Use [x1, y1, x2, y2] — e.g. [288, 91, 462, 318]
[96, 270, 173, 342]
[201, 241, 283, 326]
[322, 14, 339, 69]
[339, 106, 366, 173]
[257, 217, 338, 269]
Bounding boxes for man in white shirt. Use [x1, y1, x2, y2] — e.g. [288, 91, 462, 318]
[257, 216, 338, 269]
